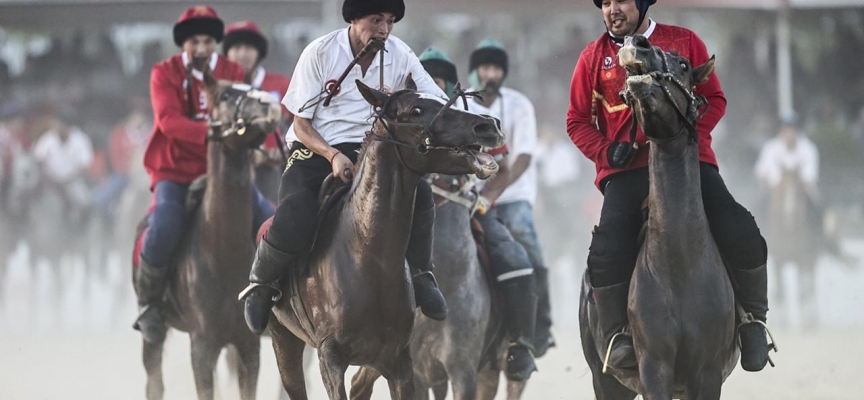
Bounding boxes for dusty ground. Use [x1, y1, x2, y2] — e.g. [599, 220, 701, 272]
[2, 241, 864, 399]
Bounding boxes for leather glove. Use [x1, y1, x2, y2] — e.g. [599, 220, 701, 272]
[607, 141, 639, 169]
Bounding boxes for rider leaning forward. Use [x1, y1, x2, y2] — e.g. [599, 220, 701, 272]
[567, 0, 772, 372]
[134, 5, 275, 343]
[239, 0, 449, 334]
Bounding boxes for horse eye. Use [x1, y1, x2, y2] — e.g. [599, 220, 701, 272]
[680, 62, 689, 71]
[410, 107, 423, 117]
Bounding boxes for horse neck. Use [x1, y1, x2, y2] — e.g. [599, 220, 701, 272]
[347, 139, 421, 267]
[203, 139, 253, 234]
[646, 131, 709, 260]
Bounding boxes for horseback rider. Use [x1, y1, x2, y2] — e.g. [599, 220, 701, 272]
[466, 39, 556, 357]
[419, 45, 538, 381]
[755, 113, 819, 202]
[223, 20, 293, 202]
[568, 0, 771, 372]
[240, 0, 449, 335]
[134, 5, 276, 343]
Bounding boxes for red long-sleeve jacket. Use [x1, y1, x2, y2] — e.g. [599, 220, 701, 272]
[566, 23, 726, 191]
[257, 70, 292, 150]
[143, 53, 245, 187]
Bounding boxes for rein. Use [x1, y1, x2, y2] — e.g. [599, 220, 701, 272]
[206, 84, 275, 145]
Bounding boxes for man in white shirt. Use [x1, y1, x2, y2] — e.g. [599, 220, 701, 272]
[467, 39, 555, 358]
[240, 0, 449, 335]
[755, 116, 819, 199]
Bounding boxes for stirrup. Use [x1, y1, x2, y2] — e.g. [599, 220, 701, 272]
[738, 312, 779, 367]
[412, 270, 438, 284]
[237, 282, 283, 302]
[602, 327, 631, 374]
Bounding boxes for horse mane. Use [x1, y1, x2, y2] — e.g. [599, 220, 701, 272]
[355, 128, 379, 167]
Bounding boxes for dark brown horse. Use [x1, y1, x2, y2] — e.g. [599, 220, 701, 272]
[134, 75, 281, 400]
[580, 35, 739, 399]
[268, 79, 504, 400]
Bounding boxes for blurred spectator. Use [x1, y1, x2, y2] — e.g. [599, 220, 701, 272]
[0, 103, 27, 210]
[754, 113, 819, 201]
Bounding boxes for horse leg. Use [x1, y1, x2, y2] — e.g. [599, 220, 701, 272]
[383, 348, 416, 400]
[431, 382, 448, 400]
[270, 319, 309, 399]
[348, 367, 381, 400]
[317, 339, 349, 400]
[799, 260, 818, 329]
[189, 335, 221, 400]
[686, 374, 722, 400]
[505, 379, 527, 400]
[232, 337, 261, 400]
[638, 356, 674, 400]
[142, 336, 166, 400]
[475, 364, 500, 400]
[444, 366, 477, 400]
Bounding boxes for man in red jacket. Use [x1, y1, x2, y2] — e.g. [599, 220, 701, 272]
[223, 20, 292, 202]
[567, 0, 771, 372]
[134, 5, 275, 343]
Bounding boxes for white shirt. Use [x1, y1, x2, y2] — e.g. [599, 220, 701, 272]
[754, 134, 819, 188]
[282, 28, 445, 146]
[468, 86, 539, 205]
[33, 128, 93, 183]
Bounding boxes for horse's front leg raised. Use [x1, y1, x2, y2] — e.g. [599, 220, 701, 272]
[142, 337, 165, 400]
[384, 348, 416, 400]
[189, 334, 221, 400]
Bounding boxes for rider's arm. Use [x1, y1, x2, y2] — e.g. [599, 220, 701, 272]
[506, 95, 538, 183]
[292, 116, 340, 162]
[150, 66, 208, 145]
[479, 146, 512, 203]
[689, 31, 727, 136]
[567, 50, 614, 169]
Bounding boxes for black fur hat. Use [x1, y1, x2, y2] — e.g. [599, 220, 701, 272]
[223, 21, 268, 60]
[342, 0, 405, 23]
[469, 38, 508, 77]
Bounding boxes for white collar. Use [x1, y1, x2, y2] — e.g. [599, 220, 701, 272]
[252, 66, 266, 88]
[611, 19, 657, 47]
[181, 52, 219, 80]
[337, 27, 392, 68]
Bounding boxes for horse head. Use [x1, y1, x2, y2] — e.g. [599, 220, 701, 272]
[356, 74, 504, 179]
[204, 72, 281, 152]
[618, 34, 715, 142]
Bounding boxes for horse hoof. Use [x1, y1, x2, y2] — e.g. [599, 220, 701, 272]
[244, 291, 274, 335]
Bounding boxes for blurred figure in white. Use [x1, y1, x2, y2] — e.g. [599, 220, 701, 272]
[755, 113, 819, 201]
[33, 107, 94, 227]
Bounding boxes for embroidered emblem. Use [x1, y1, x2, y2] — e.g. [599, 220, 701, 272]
[324, 79, 341, 97]
[285, 148, 314, 172]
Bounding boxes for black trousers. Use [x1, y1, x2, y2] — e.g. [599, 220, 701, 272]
[587, 163, 767, 287]
[267, 142, 435, 272]
[475, 208, 534, 282]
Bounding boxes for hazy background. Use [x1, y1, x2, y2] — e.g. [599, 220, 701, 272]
[2, 0, 864, 398]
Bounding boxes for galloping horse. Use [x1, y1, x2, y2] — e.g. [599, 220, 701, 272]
[134, 73, 281, 400]
[268, 78, 503, 400]
[580, 35, 739, 399]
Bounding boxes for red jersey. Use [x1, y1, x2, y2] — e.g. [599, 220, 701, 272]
[143, 53, 245, 187]
[566, 23, 726, 190]
[255, 68, 292, 150]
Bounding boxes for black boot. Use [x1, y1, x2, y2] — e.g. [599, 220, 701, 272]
[731, 264, 774, 372]
[133, 258, 169, 343]
[238, 238, 294, 335]
[500, 276, 538, 381]
[407, 205, 448, 321]
[593, 281, 637, 371]
[533, 266, 555, 357]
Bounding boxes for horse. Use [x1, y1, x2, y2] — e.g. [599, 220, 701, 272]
[134, 73, 281, 400]
[579, 35, 740, 400]
[267, 78, 504, 400]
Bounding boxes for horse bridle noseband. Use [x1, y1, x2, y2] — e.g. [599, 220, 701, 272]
[206, 84, 285, 157]
[620, 46, 710, 144]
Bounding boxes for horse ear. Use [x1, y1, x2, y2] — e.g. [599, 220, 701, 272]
[405, 73, 418, 91]
[356, 79, 388, 108]
[691, 55, 715, 85]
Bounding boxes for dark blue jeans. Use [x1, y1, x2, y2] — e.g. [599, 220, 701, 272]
[496, 200, 547, 273]
[476, 207, 534, 282]
[141, 180, 274, 268]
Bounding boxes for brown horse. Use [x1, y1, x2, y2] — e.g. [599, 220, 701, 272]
[134, 75, 281, 400]
[268, 78, 504, 400]
[580, 35, 742, 399]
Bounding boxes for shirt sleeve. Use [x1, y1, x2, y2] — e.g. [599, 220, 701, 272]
[150, 66, 208, 145]
[508, 94, 537, 158]
[566, 49, 613, 169]
[800, 138, 819, 185]
[688, 31, 726, 137]
[33, 134, 50, 161]
[282, 43, 324, 119]
[76, 133, 94, 169]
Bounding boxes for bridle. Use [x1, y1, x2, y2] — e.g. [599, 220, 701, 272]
[620, 46, 710, 144]
[206, 84, 281, 150]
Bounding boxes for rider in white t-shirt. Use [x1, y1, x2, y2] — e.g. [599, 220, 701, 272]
[240, 0, 449, 335]
[755, 116, 819, 197]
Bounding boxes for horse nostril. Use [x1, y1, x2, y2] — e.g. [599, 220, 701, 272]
[473, 121, 499, 139]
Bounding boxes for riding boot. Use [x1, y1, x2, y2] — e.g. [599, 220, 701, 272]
[533, 266, 555, 357]
[593, 281, 637, 370]
[500, 276, 538, 381]
[133, 258, 169, 343]
[407, 205, 448, 321]
[238, 238, 295, 335]
[731, 263, 772, 372]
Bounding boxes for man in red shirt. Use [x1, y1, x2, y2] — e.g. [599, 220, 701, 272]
[135, 5, 275, 343]
[567, 0, 770, 372]
[223, 20, 292, 202]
